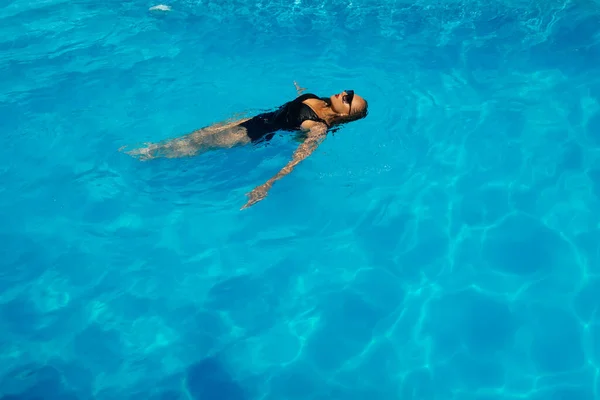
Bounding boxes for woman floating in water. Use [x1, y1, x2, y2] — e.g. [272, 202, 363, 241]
[126, 83, 368, 209]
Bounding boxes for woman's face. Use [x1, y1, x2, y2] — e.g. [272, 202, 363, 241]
[329, 90, 366, 116]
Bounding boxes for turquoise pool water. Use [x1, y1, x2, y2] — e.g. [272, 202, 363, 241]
[2, 0, 600, 398]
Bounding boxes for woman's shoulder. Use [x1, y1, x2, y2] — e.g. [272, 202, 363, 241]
[295, 93, 320, 102]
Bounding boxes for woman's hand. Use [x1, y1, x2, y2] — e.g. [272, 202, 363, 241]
[293, 81, 306, 96]
[241, 181, 273, 210]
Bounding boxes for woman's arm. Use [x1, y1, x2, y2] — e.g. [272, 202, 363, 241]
[241, 121, 327, 209]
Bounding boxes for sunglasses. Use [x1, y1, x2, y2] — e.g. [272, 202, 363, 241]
[342, 90, 354, 113]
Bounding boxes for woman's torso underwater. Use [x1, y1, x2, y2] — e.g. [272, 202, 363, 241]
[239, 93, 330, 142]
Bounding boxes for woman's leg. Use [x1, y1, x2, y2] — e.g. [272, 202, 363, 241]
[125, 119, 252, 160]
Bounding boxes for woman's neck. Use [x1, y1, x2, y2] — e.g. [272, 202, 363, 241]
[304, 99, 342, 126]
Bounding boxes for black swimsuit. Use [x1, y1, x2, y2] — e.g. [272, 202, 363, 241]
[239, 93, 330, 143]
